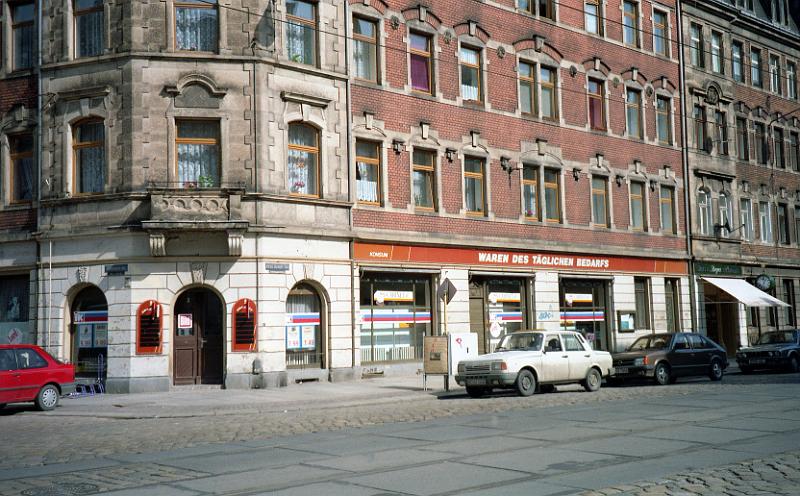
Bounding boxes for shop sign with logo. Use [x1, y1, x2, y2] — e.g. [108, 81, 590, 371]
[694, 262, 742, 276]
[374, 290, 414, 305]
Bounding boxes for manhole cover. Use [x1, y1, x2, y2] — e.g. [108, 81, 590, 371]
[22, 483, 99, 496]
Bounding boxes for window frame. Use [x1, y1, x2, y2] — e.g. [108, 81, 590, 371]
[522, 164, 539, 221]
[690, 23, 704, 68]
[754, 122, 767, 164]
[795, 205, 800, 246]
[175, 118, 221, 189]
[656, 95, 672, 144]
[287, 121, 321, 198]
[775, 127, 785, 168]
[693, 104, 707, 151]
[770, 54, 782, 95]
[584, 0, 603, 35]
[463, 156, 486, 215]
[136, 300, 163, 355]
[11, 1, 35, 71]
[711, 31, 724, 74]
[778, 203, 790, 245]
[732, 41, 744, 82]
[591, 175, 609, 227]
[459, 45, 483, 103]
[736, 117, 749, 161]
[698, 188, 712, 236]
[232, 298, 258, 352]
[174, 0, 219, 53]
[355, 139, 381, 206]
[352, 15, 379, 83]
[759, 201, 773, 242]
[788, 61, 798, 100]
[715, 110, 728, 156]
[544, 168, 561, 223]
[588, 78, 606, 131]
[741, 198, 754, 241]
[540, 66, 558, 121]
[660, 185, 676, 234]
[73, 0, 104, 58]
[789, 131, 799, 171]
[652, 9, 668, 57]
[412, 148, 436, 211]
[634, 277, 652, 330]
[285, 0, 317, 66]
[626, 88, 642, 139]
[9, 132, 34, 204]
[72, 117, 106, 196]
[519, 60, 536, 116]
[629, 180, 646, 231]
[409, 31, 434, 95]
[623, 0, 640, 48]
[751, 48, 762, 88]
[719, 192, 732, 237]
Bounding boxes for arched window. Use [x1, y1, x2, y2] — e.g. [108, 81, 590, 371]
[698, 189, 712, 235]
[287, 123, 320, 197]
[136, 300, 162, 354]
[73, 119, 105, 194]
[232, 298, 257, 352]
[719, 192, 733, 237]
[286, 283, 324, 368]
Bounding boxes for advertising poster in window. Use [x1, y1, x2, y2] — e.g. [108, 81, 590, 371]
[78, 324, 94, 348]
[285, 326, 301, 350]
[93, 323, 108, 347]
[0, 322, 31, 344]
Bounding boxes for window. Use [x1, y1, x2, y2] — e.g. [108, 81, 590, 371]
[591, 176, 609, 227]
[539, 0, 554, 20]
[751, 48, 762, 87]
[73, 119, 105, 194]
[795, 206, 800, 246]
[287, 122, 319, 197]
[0, 349, 17, 371]
[719, 192, 732, 237]
[588, 79, 605, 130]
[519, 61, 536, 115]
[741, 198, 754, 241]
[286, 284, 324, 367]
[353, 17, 378, 82]
[656, 96, 672, 144]
[770, 55, 781, 95]
[9, 134, 33, 203]
[355, 140, 380, 205]
[519, 0, 533, 13]
[755, 123, 767, 164]
[788, 62, 797, 99]
[784, 279, 796, 327]
[15, 348, 47, 369]
[12, 2, 35, 70]
[136, 300, 162, 354]
[409, 32, 433, 94]
[623, 1, 639, 47]
[732, 42, 744, 82]
[693, 105, 707, 150]
[736, 117, 749, 160]
[653, 10, 668, 56]
[175, 0, 217, 52]
[286, 0, 316, 65]
[544, 168, 560, 222]
[698, 189, 712, 235]
[660, 186, 675, 233]
[760, 201, 773, 242]
[522, 165, 539, 220]
[232, 298, 257, 352]
[711, 31, 723, 73]
[664, 278, 681, 332]
[634, 277, 651, 329]
[464, 157, 485, 215]
[460, 46, 482, 102]
[176, 120, 219, 188]
[75, 0, 104, 57]
[585, 0, 602, 35]
[789, 132, 799, 171]
[775, 128, 785, 168]
[690, 23, 704, 68]
[540, 66, 558, 120]
[412, 149, 436, 210]
[715, 111, 728, 155]
[778, 204, 790, 244]
[626, 89, 642, 138]
[630, 181, 646, 230]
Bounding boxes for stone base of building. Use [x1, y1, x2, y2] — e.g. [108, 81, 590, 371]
[105, 376, 171, 394]
[330, 367, 360, 382]
[360, 361, 422, 378]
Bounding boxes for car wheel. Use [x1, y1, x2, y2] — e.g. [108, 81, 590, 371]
[654, 363, 671, 386]
[35, 384, 60, 411]
[740, 366, 753, 374]
[582, 368, 602, 392]
[515, 370, 536, 397]
[539, 384, 556, 394]
[788, 355, 799, 373]
[466, 386, 486, 398]
[709, 360, 724, 381]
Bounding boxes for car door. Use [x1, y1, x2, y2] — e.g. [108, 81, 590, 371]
[687, 334, 711, 375]
[14, 348, 49, 401]
[562, 333, 591, 380]
[669, 334, 695, 377]
[541, 334, 570, 382]
[0, 348, 20, 403]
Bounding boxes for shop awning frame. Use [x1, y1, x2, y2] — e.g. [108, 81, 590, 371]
[701, 277, 790, 307]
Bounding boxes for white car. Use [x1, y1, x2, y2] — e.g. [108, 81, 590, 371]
[455, 330, 614, 397]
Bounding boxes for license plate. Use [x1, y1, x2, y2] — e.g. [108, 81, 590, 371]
[750, 359, 765, 364]
[615, 367, 629, 374]
[467, 378, 487, 386]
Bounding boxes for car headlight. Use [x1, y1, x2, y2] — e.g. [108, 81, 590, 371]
[491, 361, 507, 371]
[634, 358, 645, 366]
[457, 363, 465, 374]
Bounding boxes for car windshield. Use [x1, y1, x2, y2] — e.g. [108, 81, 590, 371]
[495, 333, 543, 351]
[628, 335, 671, 351]
[756, 331, 796, 345]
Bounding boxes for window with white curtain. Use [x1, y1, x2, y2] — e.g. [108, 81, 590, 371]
[75, 0, 104, 57]
[460, 46, 482, 102]
[760, 201, 773, 242]
[355, 140, 380, 204]
[176, 120, 220, 188]
[698, 189, 712, 235]
[286, 0, 316, 65]
[287, 122, 320, 197]
[175, 0, 218, 52]
[719, 192, 732, 237]
[740, 198, 753, 240]
[73, 120, 105, 194]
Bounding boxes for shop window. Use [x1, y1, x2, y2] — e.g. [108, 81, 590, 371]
[634, 277, 651, 329]
[630, 181, 646, 231]
[732, 42, 744, 82]
[719, 193, 732, 237]
[690, 23, 704, 68]
[715, 111, 728, 156]
[75, 0, 104, 58]
[73, 119, 105, 195]
[588, 79, 605, 131]
[12, 2, 34, 70]
[660, 186, 675, 234]
[736, 117, 749, 160]
[544, 168, 560, 222]
[623, 1, 639, 47]
[409, 32, 433, 94]
[664, 278, 681, 332]
[286, 284, 324, 368]
[522, 164, 539, 220]
[759, 201, 772, 242]
[355, 140, 381, 205]
[175, 0, 218, 52]
[585, 0, 602, 35]
[176, 119, 220, 188]
[136, 300, 162, 354]
[464, 156, 485, 215]
[470, 278, 528, 354]
[287, 122, 320, 197]
[460, 46, 482, 103]
[626, 89, 642, 139]
[656, 96, 672, 144]
[71, 286, 108, 380]
[286, 0, 316, 65]
[754, 122, 767, 164]
[711, 31, 723, 73]
[0, 276, 29, 339]
[233, 298, 257, 352]
[412, 149, 436, 210]
[653, 10, 668, 56]
[693, 105, 707, 151]
[560, 279, 609, 350]
[353, 16, 378, 83]
[540, 66, 558, 120]
[697, 189, 712, 236]
[9, 133, 34, 203]
[775, 128, 785, 168]
[591, 176, 609, 227]
[751, 48, 762, 88]
[519, 61, 536, 115]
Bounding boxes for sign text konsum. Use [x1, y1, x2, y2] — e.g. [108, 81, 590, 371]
[477, 252, 610, 269]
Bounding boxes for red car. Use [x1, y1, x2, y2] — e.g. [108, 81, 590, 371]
[0, 345, 75, 411]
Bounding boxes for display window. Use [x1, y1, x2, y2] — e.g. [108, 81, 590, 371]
[559, 279, 609, 350]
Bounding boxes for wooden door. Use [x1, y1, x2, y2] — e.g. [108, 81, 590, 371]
[173, 289, 223, 385]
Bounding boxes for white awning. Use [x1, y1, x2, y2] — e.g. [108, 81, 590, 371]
[702, 277, 790, 307]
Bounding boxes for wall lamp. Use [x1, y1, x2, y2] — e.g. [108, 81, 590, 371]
[500, 156, 514, 174]
[649, 179, 658, 191]
[615, 174, 625, 187]
[392, 139, 405, 154]
[572, 168, 581, 181]
[445, 148, 456, 162]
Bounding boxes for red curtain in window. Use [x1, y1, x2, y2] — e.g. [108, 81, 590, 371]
[137, 300, 162, 354]
[233, 299, 257, 352]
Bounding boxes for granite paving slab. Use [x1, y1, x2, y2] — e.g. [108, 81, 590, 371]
[637, 424, 767, 445]
[157, 446, 332, 474]
[304, 447, 453, 472]
[560, 435, 698, 457]
[462, 446, 618, 475]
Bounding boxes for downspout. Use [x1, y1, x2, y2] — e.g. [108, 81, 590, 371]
[676, 0, 697, 332]
[252, 45, 261, 385]
[36, 0, 46, 351]
[343, 2, 356, 372]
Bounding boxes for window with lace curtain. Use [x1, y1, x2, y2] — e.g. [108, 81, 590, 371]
[287, 122, 320, 197]
[356, 140, 380, 205]
[73, 119, 105, 195]
[12, 2, 35, 70]
[460, 46, 482, 103]
[697, 189, 712, 236]
[176, 120, 220, 188]
[9, 134, 33, 203]
[75, 0, 104, 57]
[175, 0, 218, 52]
[286, 0, 316, 65]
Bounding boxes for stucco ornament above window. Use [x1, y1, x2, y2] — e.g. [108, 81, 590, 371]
[164, 75, 227, 109]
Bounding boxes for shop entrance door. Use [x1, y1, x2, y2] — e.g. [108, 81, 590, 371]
[703, 282, 739, 356]
[559, 279, 610, 351]
[173, 289, 223, 385]
[469, 278, 527, 355]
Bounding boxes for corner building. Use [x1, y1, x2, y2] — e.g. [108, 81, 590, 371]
[350, 0, 691, 366]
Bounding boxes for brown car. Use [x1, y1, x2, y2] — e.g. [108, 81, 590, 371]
[611, 332, 728, 385]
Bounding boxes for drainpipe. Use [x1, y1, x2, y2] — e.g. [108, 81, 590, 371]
[343, 2, 356, 372]
[676, 0, 697, 332]
[36, 0, 45, 351]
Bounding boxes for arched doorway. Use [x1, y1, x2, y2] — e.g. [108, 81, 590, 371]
[173, 288, 224, 385]
[70, 286, 108, 381]
[285, 283, 326, 369]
